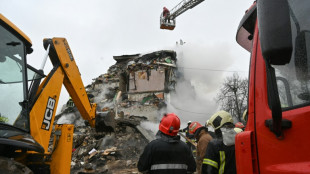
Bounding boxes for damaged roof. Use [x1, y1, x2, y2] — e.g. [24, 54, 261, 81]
[113, 54, 140, 63]
[113, 50, 176, 65]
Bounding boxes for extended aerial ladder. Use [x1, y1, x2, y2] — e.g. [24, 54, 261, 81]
[160, 0, 204, 30]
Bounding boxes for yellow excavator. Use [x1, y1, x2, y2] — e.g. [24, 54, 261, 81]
[0, 14, 113, 173]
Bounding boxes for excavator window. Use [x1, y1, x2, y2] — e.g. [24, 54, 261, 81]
[0, 24, 42, 131]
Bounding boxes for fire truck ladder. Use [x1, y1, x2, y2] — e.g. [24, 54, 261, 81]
[160, 0, 205, 30]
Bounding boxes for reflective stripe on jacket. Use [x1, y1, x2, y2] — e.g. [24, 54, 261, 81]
[151, 164, 188, 170]
[138, 131, 196, 174]
[201, 139, 236, 174]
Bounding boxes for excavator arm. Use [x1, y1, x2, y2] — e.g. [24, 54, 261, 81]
[28, 38, 97, 152]
[44, 38, 97, 127]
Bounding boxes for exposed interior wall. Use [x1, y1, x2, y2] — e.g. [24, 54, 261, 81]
[128, 69, 165, 93]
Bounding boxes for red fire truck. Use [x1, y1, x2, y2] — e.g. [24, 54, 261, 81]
[235, 1, 310, 173]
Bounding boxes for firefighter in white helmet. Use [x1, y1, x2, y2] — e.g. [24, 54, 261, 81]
[202, 111, 237, 174]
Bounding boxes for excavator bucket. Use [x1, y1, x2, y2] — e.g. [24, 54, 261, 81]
[95, 111, 116, 132]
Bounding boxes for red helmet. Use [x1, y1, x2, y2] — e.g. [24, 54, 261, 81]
[159, 113, 180, 136]
[235, 122, 245, 129]
[189, 122, 202, 134]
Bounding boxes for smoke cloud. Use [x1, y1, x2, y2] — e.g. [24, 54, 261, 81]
[57, 112, 85, 127]
[164, 42, 235, 126]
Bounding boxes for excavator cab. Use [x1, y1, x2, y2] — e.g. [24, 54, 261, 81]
[0, 13, 116, 173]
[160, 12, 176, 30]
[0, 14, 45, 131]
[0, 14, 47, 172]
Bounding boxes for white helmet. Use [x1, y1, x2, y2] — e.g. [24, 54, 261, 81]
[242, 109, 248, 121]
[208, 110, 233, 130]
[205, 120, 210, 126]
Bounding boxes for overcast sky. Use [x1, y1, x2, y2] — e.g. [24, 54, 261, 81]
[1, 0, 252, 124]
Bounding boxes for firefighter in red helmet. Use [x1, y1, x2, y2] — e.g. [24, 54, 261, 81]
[189, 122, 212, 174]
[138, 113, 196, 174]
[179, 121, 195, 150]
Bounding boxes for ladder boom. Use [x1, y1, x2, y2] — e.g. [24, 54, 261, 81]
[168, 0, 205, 20]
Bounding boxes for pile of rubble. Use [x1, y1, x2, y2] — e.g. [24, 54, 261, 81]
[56, 108, 152, 174]
[57, 50, 178, 173]
[70, 118, 149, 174]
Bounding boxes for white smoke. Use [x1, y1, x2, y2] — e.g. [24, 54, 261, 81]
[92, 84, 115, 110]
[140, 121, 159, 136]
[57, 112, 85, 127]
[163, 42, 235, 125]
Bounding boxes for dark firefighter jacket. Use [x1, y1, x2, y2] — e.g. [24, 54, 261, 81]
[138, 131, 196, 174]
[201, 138, 236, 174]
[195, 127, 212, 174]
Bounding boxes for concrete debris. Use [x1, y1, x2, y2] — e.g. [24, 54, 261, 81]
[66, 117, 149, 174]
[0, 157, 33, 174]
[54, 50, 178, 173]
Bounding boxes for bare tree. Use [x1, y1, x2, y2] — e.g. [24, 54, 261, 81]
[216, 73, 248, 122]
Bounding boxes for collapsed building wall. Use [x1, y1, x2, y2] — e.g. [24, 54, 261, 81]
[90, 50, 178, 122]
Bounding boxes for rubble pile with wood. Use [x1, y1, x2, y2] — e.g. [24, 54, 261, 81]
[68, 117, 149, 174]
[56, 50, 177, 173]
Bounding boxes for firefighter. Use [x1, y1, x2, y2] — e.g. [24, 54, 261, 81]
[138, 113, 196, 174]
[189, 122, 212, 174]
[163, 7, 170, 23]
[202, 110, 237, 174]
[179, 121, 195, 149]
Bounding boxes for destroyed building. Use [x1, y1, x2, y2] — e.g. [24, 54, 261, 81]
[56, 50, 179, 173]
[90, 50, 178, 122]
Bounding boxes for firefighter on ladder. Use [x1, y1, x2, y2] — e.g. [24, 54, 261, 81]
[138, 113, 196, 174]
[202, 111, 237, 174]
[163, 7, 170, 23]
